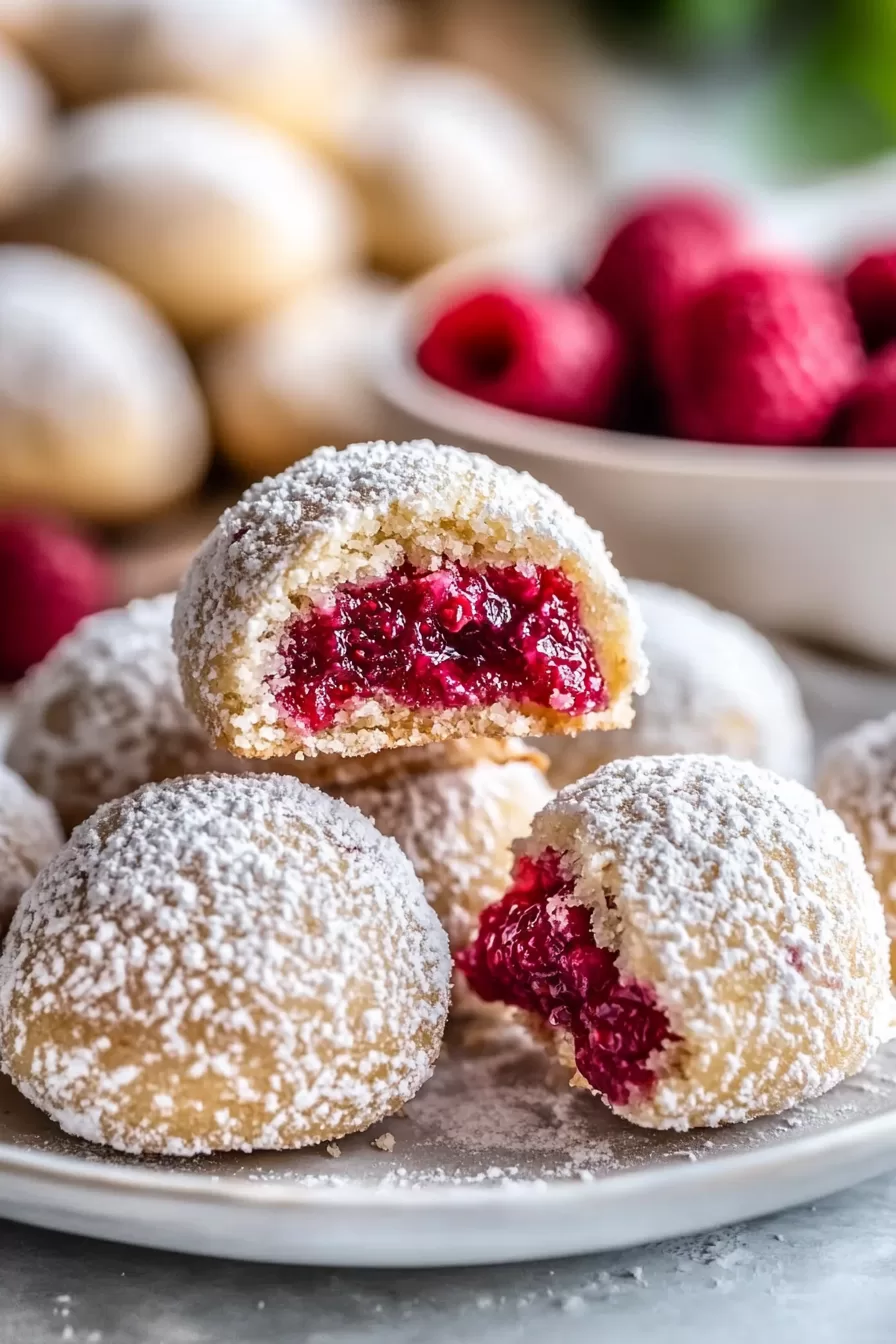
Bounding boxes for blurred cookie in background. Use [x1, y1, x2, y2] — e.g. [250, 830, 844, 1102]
[19, 94, 361, 337]
[335, 60, 578, 275]
[22, 0, 401, 160]
[0, 36, 51, 218]
[0, 0, 47, 43]
[542, 581, 813, 789]
[201, 274, 394, 479]
[0, 245, 209, 522]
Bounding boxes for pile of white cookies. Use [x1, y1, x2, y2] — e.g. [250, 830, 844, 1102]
[0, 439, 892, 1157]
[0, 0, 575, 521]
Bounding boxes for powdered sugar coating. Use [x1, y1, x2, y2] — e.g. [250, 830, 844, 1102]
[0, 762, 62, 931]
[543, 582, 812, 788]
[6, 594, 246, 832]
[174, 439, 647, 759]
[512, 755, 892, 1130]
[338, 755, 553, 952]
[0, 773, 450, 1155]
[817, 712, 896, 978]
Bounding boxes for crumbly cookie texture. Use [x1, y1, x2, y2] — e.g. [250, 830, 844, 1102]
[818, 712, 896, 980]
[338, 755, 553, 953]
[6, 594, 247, 832]
[173, 439, 647, 759]
[0, 773, 450, 1156]
[0, 763, 62, 932]
[542, 581, 812, 788]
[474, 754, 892, 1131]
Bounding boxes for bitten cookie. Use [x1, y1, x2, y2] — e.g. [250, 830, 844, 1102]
[460, 754, 892, 1130]
[0, 773, 450, 1154]
[22, 95, 360, 337]
[173, 439, 647, 760]
[543, 582, 812, 788]
[0, 245, 209, 521]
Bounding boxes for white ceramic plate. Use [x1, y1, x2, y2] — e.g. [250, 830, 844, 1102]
[0, 1026, 895, 1268]
[373, 230, 896, 666]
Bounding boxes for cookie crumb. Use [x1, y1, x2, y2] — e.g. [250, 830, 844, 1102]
[325, 1143, 341, 1158]
[372, 1132, 396, 1152]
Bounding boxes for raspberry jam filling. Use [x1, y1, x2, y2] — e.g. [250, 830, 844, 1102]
[457, 850, 676, 1106]
[274, 559, 606, 733]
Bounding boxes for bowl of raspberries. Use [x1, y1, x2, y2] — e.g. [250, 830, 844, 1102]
[377, 187, 896, 666]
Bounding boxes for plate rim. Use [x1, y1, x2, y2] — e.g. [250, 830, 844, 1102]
[3, 1088, 896, 1213]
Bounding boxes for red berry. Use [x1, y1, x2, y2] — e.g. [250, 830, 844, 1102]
[416, 285, 626, 426]
[665, 261, 865, 446]
[584, 191, 741, 345]
[836, 341, 896, 448]
[0, 514, 112, 681]
[845, 249, 896, 352]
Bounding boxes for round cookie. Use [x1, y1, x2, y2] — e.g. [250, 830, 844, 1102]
[337, 61, 575, 275]
[23, 95, 360, 337]
[544, 582, 812, 788]
[336, 740, 552, 952]
[173, 439, 647, 761]
[202, 275, 393, 479]
[0, 761, 61, 931]
[0, 773, 450, 1154]
[459, 754, 892, 1130]
[0, 245, 209, 522]
[6, 593, 246, 833]
[0, 37, 51, 218]
[817, 712, 896, 980]
[24, 0, 393, 156]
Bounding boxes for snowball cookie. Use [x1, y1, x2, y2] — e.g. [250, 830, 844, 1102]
[0, 761, 61, 932]
[202, 275, 394, 480]
[817, 712, 896, 981]
[0, 38, 51, 218]
[174, 439, 648, 761]
[543, 582, 813, 790]
[24, 0, 393, 157]
[459, 755, 893, 1131]
[0, 773, 450, 1154]
[337, 61, 576, 275]
[336, 740, 553, 952]
[0, 246, 209, 522]
[23, 96, 360, 338]
[6, 594, 247, 833]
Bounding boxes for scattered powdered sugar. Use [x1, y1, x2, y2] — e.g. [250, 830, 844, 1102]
[0, 773, 450, 1155]
[173, 439, 646, 758]
[519, 755, 893, 1130]
[543, 581, 813, 786]
[0, 762, 62, 930]
[6, 594, 248, 833]
[336, 755, 553, 950]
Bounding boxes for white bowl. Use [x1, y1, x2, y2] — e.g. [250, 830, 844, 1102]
[374, 234, 896, 666]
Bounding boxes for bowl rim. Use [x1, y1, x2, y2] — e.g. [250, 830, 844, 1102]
[374, 231, 896, 484]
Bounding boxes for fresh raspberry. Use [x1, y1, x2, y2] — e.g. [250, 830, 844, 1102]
[584, 191, 741, 346]
[0, 514, 112, 681]
[845, 249, 896, 352]
[835, 342, 896, 448]
[665, 261, 865, 446]
[416, 284, 626, 426]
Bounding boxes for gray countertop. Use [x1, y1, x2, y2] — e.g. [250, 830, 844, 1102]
[2, 1171, 896, 1344]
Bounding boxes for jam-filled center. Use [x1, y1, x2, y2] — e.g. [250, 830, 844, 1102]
[457, 849, 676, 1106]
[273, 559, 606, 733]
